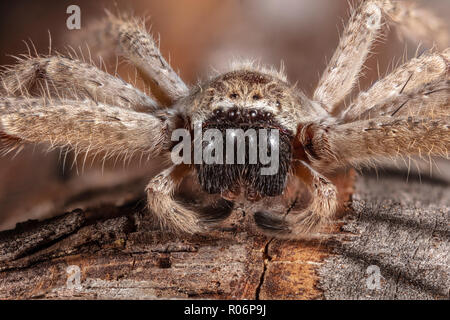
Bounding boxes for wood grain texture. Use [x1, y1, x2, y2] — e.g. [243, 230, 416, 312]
[0, 166, 448, 300]
[319, 171, 449, 300]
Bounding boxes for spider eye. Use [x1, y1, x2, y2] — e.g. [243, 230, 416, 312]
[249, 110, 258, 118]
[228, 110, 236, 120]
[264, 112, 272, 119]
[229, 93, 239, 99]
[252, 94, 261, 100]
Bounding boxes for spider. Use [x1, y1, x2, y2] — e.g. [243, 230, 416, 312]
[0, 0, 448, 239]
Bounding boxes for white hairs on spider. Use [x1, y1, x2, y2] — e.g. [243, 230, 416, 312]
[226, 59, 288, 83]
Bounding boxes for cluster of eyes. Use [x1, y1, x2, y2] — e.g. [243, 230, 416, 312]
[213, 107, 274, 122]
[171, 124, 281, 175]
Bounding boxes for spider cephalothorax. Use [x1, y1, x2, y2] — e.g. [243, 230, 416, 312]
[187, 69, 327, 131]
[0, 1, 449, 238]
[189, 69, 301, 201]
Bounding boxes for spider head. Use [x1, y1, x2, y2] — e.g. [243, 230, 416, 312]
[191, 69, 297, 127]
[188, 68, 302, 201]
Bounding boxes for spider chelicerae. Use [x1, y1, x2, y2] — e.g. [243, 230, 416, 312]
[0, 0, 448, 239]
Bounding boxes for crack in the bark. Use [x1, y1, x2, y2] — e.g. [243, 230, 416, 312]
[255, 197, 299, 299]
[255, 238, 273, 300]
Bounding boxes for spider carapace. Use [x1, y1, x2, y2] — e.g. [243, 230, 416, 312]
[191, 70, 297, 200]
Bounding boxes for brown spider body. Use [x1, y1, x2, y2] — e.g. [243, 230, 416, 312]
[187, 70, 300, 201]
[0, 1, 449, 238]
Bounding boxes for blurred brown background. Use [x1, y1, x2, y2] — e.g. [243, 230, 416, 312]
[0, 0, 448, 231]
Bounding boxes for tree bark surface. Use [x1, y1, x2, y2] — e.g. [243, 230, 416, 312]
[0, 168, 448, 300]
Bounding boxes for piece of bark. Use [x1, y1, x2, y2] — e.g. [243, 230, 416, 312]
[0, 168, 448, 300]
[318, 172, 450, 300]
